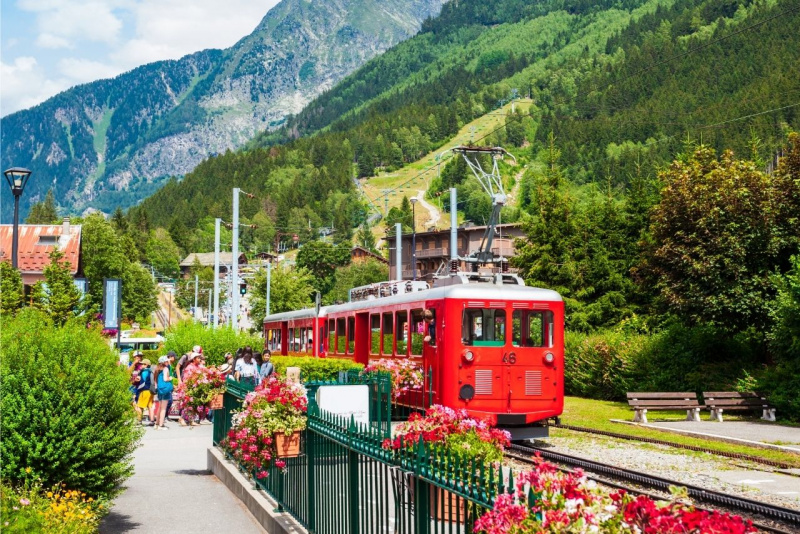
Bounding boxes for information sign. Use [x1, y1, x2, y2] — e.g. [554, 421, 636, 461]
[316, 385, 369, 425]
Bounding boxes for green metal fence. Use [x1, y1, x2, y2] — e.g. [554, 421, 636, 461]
[214, 375, 516, 533]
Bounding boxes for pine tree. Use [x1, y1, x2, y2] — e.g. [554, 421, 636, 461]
[0, 261, 24, 315]
[356, 222, 378, 253]
[32, 248, 81, 325]
[25, 190, 59, 224]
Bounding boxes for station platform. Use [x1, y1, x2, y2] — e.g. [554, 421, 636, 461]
[614, 418, 800, 455]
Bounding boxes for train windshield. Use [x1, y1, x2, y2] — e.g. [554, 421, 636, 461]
[512, 310, 554, 347]
[462, 309, 506, 346]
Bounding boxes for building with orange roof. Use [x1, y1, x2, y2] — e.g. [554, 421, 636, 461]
[0, 218, 82, 286]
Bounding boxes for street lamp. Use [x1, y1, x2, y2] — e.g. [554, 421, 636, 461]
[410, 196, 418, 281]
[3, 167, 32, 269]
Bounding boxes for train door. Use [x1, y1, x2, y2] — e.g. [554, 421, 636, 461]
[461, 302, 508, 412]
[506, 304, 558, 419]
[422, 303, 443, 406]
[354, 312, 369, 365]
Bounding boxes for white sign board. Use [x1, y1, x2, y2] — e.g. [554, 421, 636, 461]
[316, 385, 370, 426]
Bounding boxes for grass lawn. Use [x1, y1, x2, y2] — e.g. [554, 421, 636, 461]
[560, 396, 800, 468]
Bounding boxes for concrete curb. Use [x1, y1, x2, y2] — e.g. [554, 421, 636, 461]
[207, 446, 308, 534]
[610, 419, 800, 454]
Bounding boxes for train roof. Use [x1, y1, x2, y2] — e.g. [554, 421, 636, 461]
[263, 283, 561, 323]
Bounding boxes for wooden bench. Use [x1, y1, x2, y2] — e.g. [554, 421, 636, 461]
[702, 391, 776, 422]
[626, 392, 701, 424]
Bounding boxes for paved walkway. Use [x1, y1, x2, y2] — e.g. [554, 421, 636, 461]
[100, 423, 266, 534]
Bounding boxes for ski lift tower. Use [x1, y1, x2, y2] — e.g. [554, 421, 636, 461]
[443, 145, 516, 268]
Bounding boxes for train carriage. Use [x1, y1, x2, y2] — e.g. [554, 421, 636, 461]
[264, 282, 564, 439]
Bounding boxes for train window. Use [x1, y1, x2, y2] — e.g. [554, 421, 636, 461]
[370, 315, 380, 354]
[396, 311, 408, 356]
[288, 328, 294, 352]
[512, 310, 554, 347]
[306, 328, 314, 353]
[462, 309, 506, 346]
[328, 320, 336, 353]
[347, 317, 355, 353]
[411, 309, 425, 356]
[382, 312, 394, 355]
[336, 318, 346, 354]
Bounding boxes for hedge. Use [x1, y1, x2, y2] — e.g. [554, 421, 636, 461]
[0, 309, 141, 498]
[272, 355, 363, 382]
[164, 320, 262, 366]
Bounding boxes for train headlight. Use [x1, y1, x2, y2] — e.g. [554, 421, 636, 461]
[462, 350, 475, 362]
[544, 352, 555, 364]
[459, 384, 475, 400]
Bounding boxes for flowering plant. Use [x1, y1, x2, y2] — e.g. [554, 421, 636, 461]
[221, 427, 275, 480]
[383, 405, 510, 463]
[175, 366, 227, 408]
[475, 455, 756, 534]
[364, 358, 423, 399]
[235, 376, 308, 436]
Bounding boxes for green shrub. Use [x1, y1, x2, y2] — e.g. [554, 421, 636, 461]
[631, 323, 762, 394]
[564, 328, 645, 401]
[0, 309, 141, 498]
[164, 320, 262, 366]
[272, 356, 363, 382]
[757, 359, 800, 422]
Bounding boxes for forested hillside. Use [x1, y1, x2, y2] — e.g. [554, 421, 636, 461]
[120, 0, 800, 419]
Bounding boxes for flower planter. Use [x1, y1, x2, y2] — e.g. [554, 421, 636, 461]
[274, 430, 301, 458]
[209, 393, 224, 410]
[430, 486, 467, 524]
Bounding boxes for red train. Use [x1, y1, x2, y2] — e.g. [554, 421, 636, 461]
[263, 278, 564, 439]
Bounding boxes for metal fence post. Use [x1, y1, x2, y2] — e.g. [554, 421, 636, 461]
[413, 439, 431, 534]
[307, 428, 316, 533]
[348, 417, 360, 534]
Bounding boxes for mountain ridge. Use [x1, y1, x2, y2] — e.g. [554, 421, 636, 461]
[0, 0, 447, 221]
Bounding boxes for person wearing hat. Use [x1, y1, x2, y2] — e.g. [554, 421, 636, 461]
[134, 359, 153, 425]
[128, 350, 143, 369]
[154, 355, 174, 430]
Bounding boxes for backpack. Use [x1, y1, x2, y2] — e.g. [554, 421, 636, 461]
[149, 366, 158, 394]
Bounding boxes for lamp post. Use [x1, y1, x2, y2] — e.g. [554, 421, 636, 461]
[410, 196, 418, 281]
[3, 167, 32, 269]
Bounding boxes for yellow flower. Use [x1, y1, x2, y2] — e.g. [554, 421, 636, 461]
[47, 491, 53, 498]
[25, 467, 32, 474]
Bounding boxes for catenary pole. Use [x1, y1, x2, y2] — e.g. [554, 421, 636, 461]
[213, 218, 221, 329]
[231, 188, 240, 331]
[266, 261, 271, 318]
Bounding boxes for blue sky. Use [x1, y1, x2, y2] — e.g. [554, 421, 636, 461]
[1, 0, 280, 117]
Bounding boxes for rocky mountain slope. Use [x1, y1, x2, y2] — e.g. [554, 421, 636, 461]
[0, 0, 446, 220]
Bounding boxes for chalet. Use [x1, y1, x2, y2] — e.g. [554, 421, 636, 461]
[351, 246, 388, 265]
[0, 218, 82, 287]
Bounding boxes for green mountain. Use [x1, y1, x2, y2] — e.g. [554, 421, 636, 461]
[0, 0, 447, 221]
[136, 0, 799, 245]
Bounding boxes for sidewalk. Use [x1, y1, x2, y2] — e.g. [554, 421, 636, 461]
[100, 422, 267, 534]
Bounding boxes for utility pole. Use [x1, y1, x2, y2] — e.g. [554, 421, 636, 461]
[194, 274, 199, 321]
[213, 218, 221, 329]
[207, 289, 212, 328]
[231, 188, 240, 331]
[266, 261, 272, 318]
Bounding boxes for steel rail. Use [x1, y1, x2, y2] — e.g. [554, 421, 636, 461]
[508, 443, 800, 529]
[552, 422, 795, 469]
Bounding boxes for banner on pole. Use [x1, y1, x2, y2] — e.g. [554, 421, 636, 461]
[103, 279, 122, 329]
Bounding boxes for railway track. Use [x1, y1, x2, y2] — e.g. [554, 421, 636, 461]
[507, 443, 800, 534]
[552, 422, 796, 469]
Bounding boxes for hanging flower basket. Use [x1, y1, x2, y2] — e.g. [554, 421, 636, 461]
[274, 430, 301, 458]
[431, 486, 467, 524]
[210, 393, 224, 410]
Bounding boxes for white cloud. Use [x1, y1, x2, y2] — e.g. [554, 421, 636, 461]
[112, 0, 279, 69]
[58, 57, 124, 83]
[2, 0, 281, 114]
[0, 57, 71, 115]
